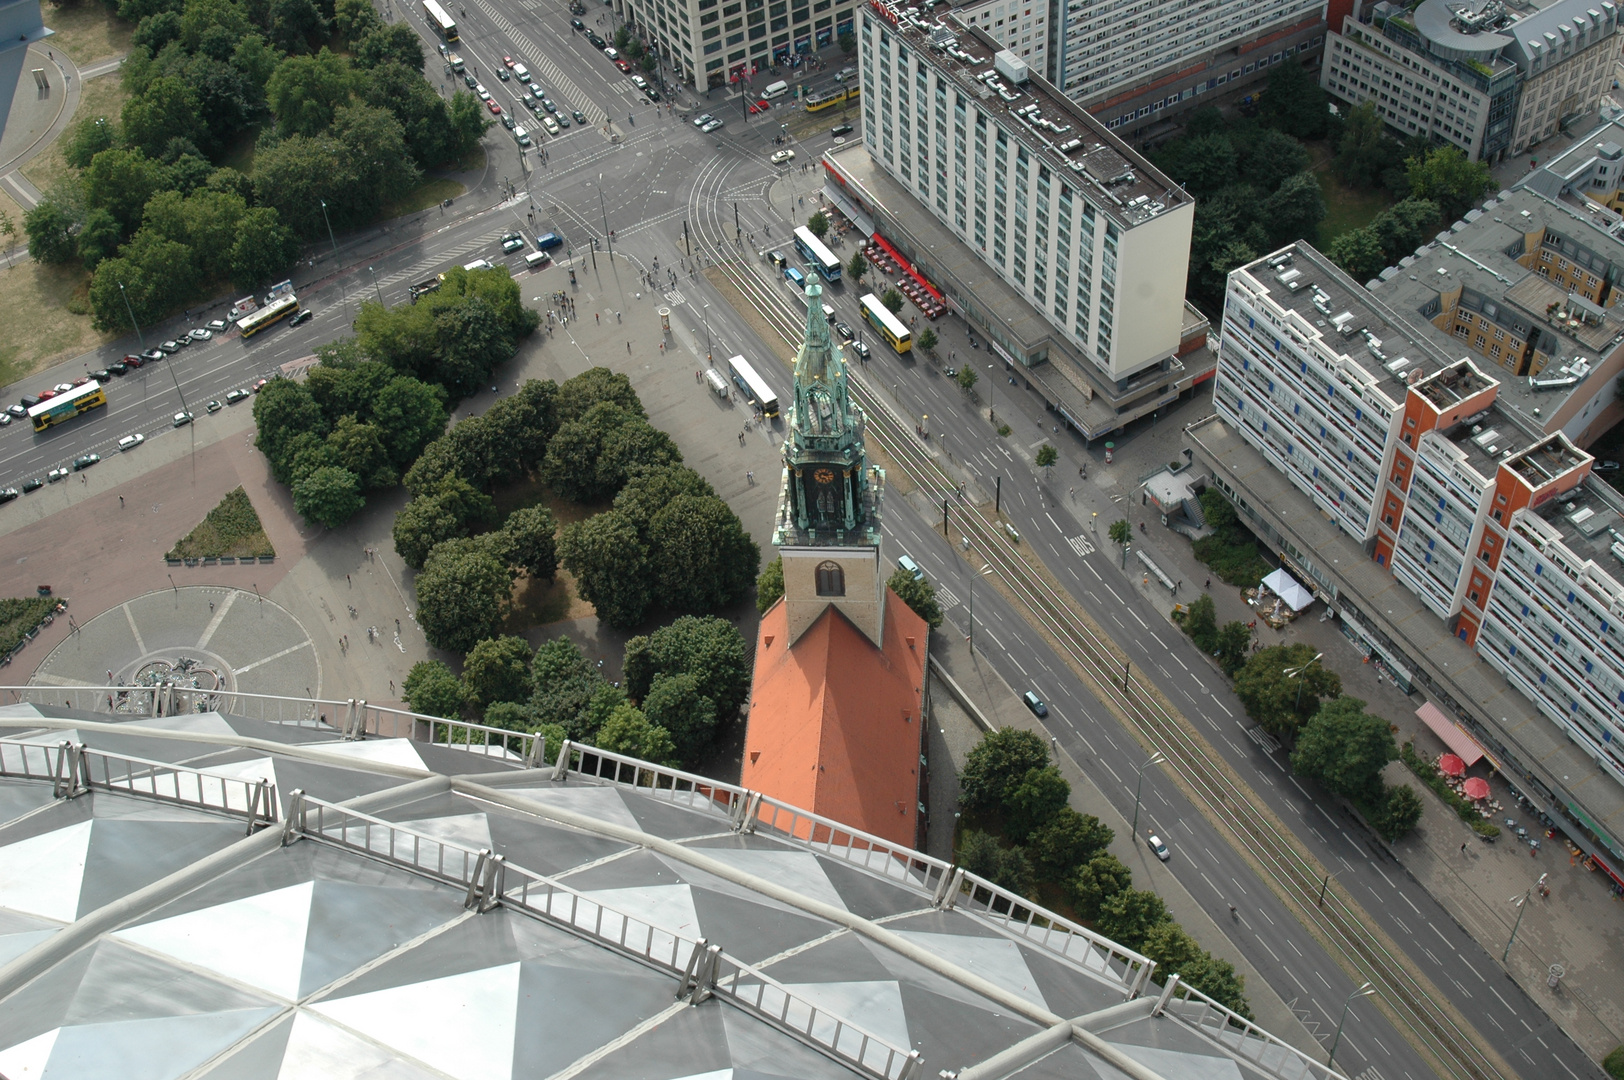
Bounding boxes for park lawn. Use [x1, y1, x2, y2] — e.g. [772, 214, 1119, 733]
[41, 1, 133, 67]
[0, 261, 115, 386]
[383, 177, 467, 218]
[166, 487, 276, 560]
[1316, 169, 1393, 243]
[23, 73, 128, 196]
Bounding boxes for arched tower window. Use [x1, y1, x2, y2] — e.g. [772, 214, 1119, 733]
[816, 561, 845, 597]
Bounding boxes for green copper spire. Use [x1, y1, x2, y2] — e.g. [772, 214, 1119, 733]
[773, 281, 883, 546]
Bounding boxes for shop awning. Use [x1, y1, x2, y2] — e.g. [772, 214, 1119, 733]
[1262, 568, 1315, 612]
[1416, 702, 1485, 766]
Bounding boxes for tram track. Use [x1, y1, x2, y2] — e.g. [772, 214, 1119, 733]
[681, 203, 1512, 1080]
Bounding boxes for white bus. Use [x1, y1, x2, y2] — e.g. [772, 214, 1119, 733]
[859, 293, 912, 353]
[726, 354, 779, 418]
[423, 0, 458, 40]
[793, 226, 841, 282]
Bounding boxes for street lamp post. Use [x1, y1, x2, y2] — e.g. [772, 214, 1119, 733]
[369, 266, 383, 306]
[987, 363, 996, 424]
[319, 199, 338, 259]
[1284, 653, 1325, 713]
[598, 174, 612, 254]
[1504, 888, 1533, 963]
[1129, 751, 1166, 838]
[701, 300, 713, 362]
[961, 538, 993, 652]
[1328, 983, 1375, 1068]
[117, 281, 145, 350]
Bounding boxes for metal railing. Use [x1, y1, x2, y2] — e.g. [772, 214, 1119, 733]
[287, 793, 920, 1080]
[561, 742, 747, 817]
[0, 739, 277, 827]
[356, 703, 538, 763]
[0, 685, 343, 728]
[1156, 975, 1347, 1080]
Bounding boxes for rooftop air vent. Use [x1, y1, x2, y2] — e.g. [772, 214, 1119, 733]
[994, 50, 1030, 84]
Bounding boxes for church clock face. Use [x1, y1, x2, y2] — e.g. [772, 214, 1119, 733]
[810, 467, 842, 525]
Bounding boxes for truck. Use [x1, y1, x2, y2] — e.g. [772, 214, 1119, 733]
[447, 51, 465, 72]
[408, 278, 441, 303]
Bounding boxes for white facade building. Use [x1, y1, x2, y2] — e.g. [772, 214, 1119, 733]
[615, 0, 861, 89]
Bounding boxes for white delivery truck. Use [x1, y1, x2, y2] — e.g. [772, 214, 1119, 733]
[762, 79, 789, 98]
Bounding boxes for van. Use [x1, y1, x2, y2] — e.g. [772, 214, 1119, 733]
[834, 66, 857, 83]
[524, 251, 551, 270]
[704, 368, 729, 397]
[513, 63, 530, 81]
[762, 79, 789, 98]
[514, 126, 531, 146]
[897, 554, 924, 581]
[785, 266, 806, 287]
[463, 259, 494, 272]
[535, 232, 563, 250]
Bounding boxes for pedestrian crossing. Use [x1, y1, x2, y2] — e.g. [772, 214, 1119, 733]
[373, 228, 515, 293]
[470, 0, 606, 124]
[1066, 534, 1096, 558]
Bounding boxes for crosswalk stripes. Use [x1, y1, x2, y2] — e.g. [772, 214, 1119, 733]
[1066, 534, 1095, 558]
[934, 586, 959, 609]
[471, 0, 605, 124]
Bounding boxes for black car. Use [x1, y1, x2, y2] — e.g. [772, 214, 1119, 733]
[0, 488, 18, 504]
[21, 478, 43, 494]
[463, 73, 478, 89]
[107, 361, 129, 375]
[290, 309, 314, 326]
[833, 321, 854, 340]
[503, 114, 517, 129]
[89, 368, 111, 381]
[72, 453, 101, 471]
[831, 123, 854, 137]
[585, 30, 605, 47]
[572, 110, 586, 124]
[571, 17, 585, 29]
[645, 87, 661, 101]
[496, 68, 510, 81]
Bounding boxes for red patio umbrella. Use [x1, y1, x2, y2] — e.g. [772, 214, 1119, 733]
[1462, 777, 1491, 800]
[1438, 753, 1466, 777]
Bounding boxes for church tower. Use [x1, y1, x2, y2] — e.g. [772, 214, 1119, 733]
[773, 280, 887, 649]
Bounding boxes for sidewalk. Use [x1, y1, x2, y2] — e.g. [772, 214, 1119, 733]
[1084, 398, 1624, 1063]
[924, 625, 1326, 1063]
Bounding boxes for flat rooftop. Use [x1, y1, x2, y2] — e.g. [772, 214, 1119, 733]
[871, 2, 1188, 229]
[1368, 187, 1624, 427]
[1237, 243, 1458, 408]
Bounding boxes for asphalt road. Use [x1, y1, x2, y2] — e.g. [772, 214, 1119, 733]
[0, 5, 1606, 1080]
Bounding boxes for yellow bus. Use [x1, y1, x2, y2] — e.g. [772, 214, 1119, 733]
[860, 293, 911, 353]
[28, 381, 107, 432]
[238, 294, 301, 338]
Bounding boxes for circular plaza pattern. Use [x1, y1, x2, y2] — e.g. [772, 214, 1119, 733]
[30, 586, 321, 705]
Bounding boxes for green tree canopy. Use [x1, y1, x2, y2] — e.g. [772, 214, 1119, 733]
[1406, 146, 1494, 224]
[1326, 226, 1386, 282]
[372, 375, 450, 466]
[493, 505, 559, 580]
[402, 660, 466, 718]
[1066, 852, 1133, 920]
[1234, 644, 1343, 739]
[555, 366, 645, 425]
[960, 727, 1049, 815]
[462, 634, 535, 708]
[887, 567, 943, 629]
[392, 475, 494, 569]
[530, 636, 608, 739]
[1095, 888, 1170, 952]
[292, 466, 364, 528]
[230, 206, 300, 290]
[807, 210, 829, 238]
[24, 200, 78, 264]
[647, 494, 755, 613]
[558, 510, 653, 629]
[1005, 765, 1070, 842]
[756, 556, 785, 614]
[846, 249, 867, 282]
[594, 703, 680, 764]
[641, 672, 717, 761]
[1183, 594, 1219, 653]
[1257, 59, 1328, 140]
[267, 49, 357, 138]
[415, 541, 511, 653]
[957, 831, 1035, 897]
[1371, 783, 1424, 841]
[1029, 808, 1113, 880]
[622, 615, 750, 719]
[1261, 171, 1326, 248]
[1216, 621, 1251, 676]
[1290, 696, 1398, 805]
[325, 416, 397, 490]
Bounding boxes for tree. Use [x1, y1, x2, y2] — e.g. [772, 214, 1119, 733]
[1182, 594, 1219, 653]
[595, 702, 680, 764]
[641, 672, 716, 760]
[334, 102, 421, 207]
[1005, 765, 1070, 842]
[1407, 146, 1494, 225]
[647, 494, 755, 613]
[373, 376, 449, 466]
[393, 475, 494, 569]
[1335, 102, 1399, 190]
[557, 366, 645, 424]
[1029, 808, 1113, 880]
[559, 511, 653, 629]
[1234, 644, 1343, 739]
[482, 700, 534, 732]
[1257, 59, 1328, 140]
[542, 402, 646, 503]
[494, 505, 558, 580]
[846, 249, 867, 283]
[530, 636, 607, 738]
[254, 377, 326, 481]
[1096, 888, 1170, 952]
[231, 207, 300, 290]
[335, 0, 383, 40]
[23, 200, 78, 264]
[122, 76, 205, 159]
[1371, 783, 1423, 841]
[621, 615, 750, 719]
[325, 416, 397, 489]
[1290, 696, 1398, 805]
[957, 831, 1035, 897]
[756, 556, 785, 614]
[1035, 442, 1057, 480]
[887, 567, 943, 629]
[63, 115, 116, 170]
[83, 148, 167, 233]
[1156, 134, 1237, 198]
[1326, 226, 1386, 283]
[76, 209, 123, 270]
[1261, 171, 1326, 247]
[1067, 852, 1132, 920]
[954, 361, 975, 391]
[839, 30, 856, 54]
[960, 727, 1049, 815]
[415, 542, 511, 653]
[1235, 127, 1310, 194]
[269, 0, 326, 52]
[0, 206, 15, 267]
[462, 634, 534, 707]
[1370, 197, 1441, 264]
[402, 660, 466, 717]
[267, 49, 357, 138]
[292, 466, 365, 528]
[807, 210, 829, 239]
[445, 90, 492, 161]
[1143, 923, 1250, 1017]
[1216, 621, 1251, 676]
[918, 327, 940, 355]
[881, 288, 904, 314]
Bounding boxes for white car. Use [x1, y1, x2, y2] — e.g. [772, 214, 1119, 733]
[206, 319, 228, 332]
[692, 113, 713, 128]
[476, 84, 490, 100]
[1146, 834, 1171, 861]
[542, 115, 559, 135]
[701, 118, 724, 133]
[173, 411, 193, 427]
[189, 328, 212, 341]
[770, 149, 795, 164]
[118, 433, 144, 451]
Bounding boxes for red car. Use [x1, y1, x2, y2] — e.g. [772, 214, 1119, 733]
[614, 58, 631, 72]
[252, 378, 269, 393]
[503, 55, 515, 67]
[488, 101, 502, 114]
[123, 354, 145, 369]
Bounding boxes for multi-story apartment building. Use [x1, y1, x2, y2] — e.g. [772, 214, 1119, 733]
[1321, 0, 1619, 162]
[615, 0, 860, 88]
[822, 7, 1213, 439]
[1196, 235, 1624, 887]
[951, 0, 1047, 74]
[1054, 0, 1326, 139]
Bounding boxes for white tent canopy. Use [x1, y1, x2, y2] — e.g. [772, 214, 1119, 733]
[1263, 568, 1315, 612]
